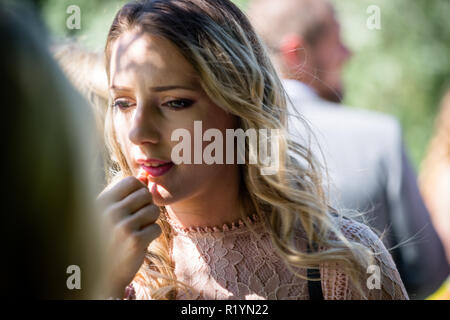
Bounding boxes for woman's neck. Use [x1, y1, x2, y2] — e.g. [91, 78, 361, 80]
[165, 170, 244, 229]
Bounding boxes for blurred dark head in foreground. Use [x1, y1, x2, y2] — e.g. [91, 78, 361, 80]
[0, 2, 103, 299]
[248, 0, 352, 102]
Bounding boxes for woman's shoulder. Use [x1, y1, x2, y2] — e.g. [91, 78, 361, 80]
[333, 214, 383, 248]
[319, 214, 410, 300]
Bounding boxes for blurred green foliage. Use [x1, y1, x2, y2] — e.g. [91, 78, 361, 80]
[38, 0, 127, 49]
[37, 0, 450, 171]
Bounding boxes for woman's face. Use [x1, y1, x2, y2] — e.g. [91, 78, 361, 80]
[108, 32, 238, 206]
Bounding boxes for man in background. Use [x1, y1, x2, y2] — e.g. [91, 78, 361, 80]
[248, 0, 449, 299]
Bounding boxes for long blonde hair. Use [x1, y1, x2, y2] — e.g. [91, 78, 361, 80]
[421, 89, 450, 187]
[51, 41, 110, 186]
[104, 0, 373, 299]
[419, 88, 450, 262]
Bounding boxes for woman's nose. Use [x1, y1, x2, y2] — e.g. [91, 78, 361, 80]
[128, 103, 160, 146]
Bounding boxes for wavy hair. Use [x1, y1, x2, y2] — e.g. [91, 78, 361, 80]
[103, 0, 373, 299]
[419, 88, 450, 262]
[51, 41, 110, 186]
[421, 89, 450, 186]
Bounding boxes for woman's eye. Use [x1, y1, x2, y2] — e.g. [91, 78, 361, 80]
[162, 99, 194, 110]
[112, 99, 135, 109]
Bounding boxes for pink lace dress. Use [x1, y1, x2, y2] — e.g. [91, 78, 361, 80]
[129, 214, 409, 300]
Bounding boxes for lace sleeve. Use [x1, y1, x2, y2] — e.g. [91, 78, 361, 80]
[321, 217, 409, 300]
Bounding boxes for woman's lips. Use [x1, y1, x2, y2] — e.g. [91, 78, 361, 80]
[141, 162, 174, 177]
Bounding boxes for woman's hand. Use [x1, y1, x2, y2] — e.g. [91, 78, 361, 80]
[96, 174, 160, 298]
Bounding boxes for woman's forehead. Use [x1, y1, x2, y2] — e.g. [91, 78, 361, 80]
[109, 31, 199, 87]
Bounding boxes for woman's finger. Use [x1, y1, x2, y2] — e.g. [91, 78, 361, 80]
[118, 187, 153, 215]
[135, 223, 162, 245]
[125, 204, 160, 231]
[98, 176, 146, 204]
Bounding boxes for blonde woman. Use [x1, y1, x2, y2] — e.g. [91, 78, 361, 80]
[97, 0, 408, 300]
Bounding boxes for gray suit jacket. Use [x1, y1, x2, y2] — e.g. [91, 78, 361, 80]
[284, 79, 449, 299]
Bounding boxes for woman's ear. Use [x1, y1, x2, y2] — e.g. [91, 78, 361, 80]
[279, 33, 306, 74]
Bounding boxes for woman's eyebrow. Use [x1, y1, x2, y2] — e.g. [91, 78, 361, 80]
[110, 85, 133, 91]
[149, 85, 197, 92]
[110, 82, 200, 92]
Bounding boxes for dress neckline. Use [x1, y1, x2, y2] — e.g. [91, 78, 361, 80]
[163, 212, 263, 235]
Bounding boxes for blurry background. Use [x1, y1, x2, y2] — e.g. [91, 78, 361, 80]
[31, 0, 450, 171]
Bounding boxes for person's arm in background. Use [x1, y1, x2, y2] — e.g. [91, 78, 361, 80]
[385, 120, 449, 300]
